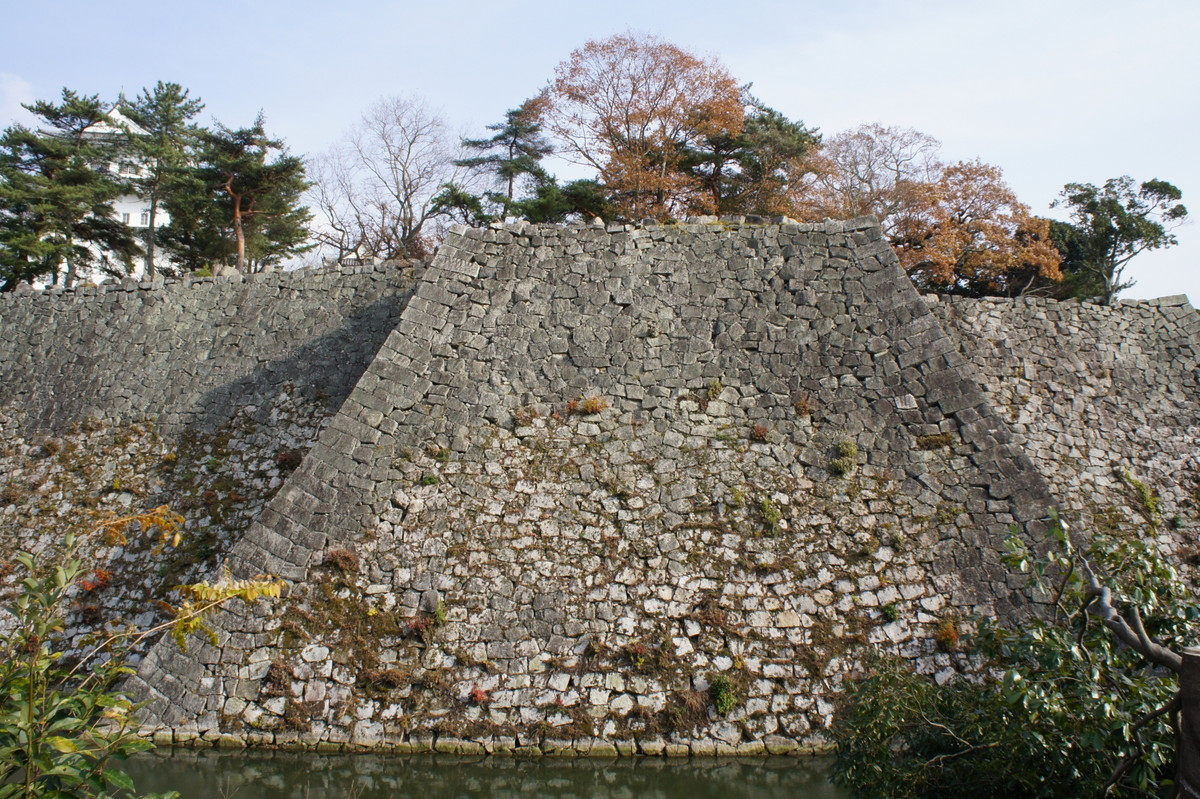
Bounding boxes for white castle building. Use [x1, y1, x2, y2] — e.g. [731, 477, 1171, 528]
[72, 107, 174, 283]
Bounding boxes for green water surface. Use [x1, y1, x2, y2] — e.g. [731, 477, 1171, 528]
[124, 750, 850, 799]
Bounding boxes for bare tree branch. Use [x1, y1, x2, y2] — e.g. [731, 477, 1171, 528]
[1082, 566, 1182, 673]
[306, 95, 477, 263]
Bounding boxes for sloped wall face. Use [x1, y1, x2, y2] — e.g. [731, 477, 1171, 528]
[131, 219, 1057, 754]
[0, 265, 415, 657]
[0, 391, 340, 651]
[931, 294, 1200, 559]
[0, 265, 416, 437]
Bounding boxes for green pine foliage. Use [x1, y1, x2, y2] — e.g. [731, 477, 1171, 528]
[162, 115, 311, 273]
[119, 82, 205, 279]
[455, 100, 554, 207]
[0, 85, 312, 290]
[681, 96, 820, 217]
[433, 98, 618, 226]
[0, 90, 140, 292]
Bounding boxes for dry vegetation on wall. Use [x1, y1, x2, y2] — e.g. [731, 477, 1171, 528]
[0, 387, 328, 652]
[0, 217, 1196, 759]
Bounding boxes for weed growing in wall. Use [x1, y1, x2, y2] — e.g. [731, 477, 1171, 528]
[915, 432, 955, 450]
[584, 396, 608, 414]
[933, 618, 960, 651]
[1120, 470, 1161, 527]
[709, 673, 739, 715]
[759, 497, 783, 536]
[830, 440, 858, 477]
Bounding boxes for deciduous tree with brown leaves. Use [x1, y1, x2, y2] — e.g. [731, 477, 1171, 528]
[545, 33, 744, 220]
[891, 160, 1062, 297]
[798, 124, 1061, 297]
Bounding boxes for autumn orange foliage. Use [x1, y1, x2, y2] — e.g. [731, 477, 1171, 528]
[891, 160, 1062, 295]
[547, 33, 744, 220]
[76, 567, 112, 593]
[796, 123, 1061, 296]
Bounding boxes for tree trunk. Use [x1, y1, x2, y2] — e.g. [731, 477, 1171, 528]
[233, 197, 246, 273]
[144, 197, 158, 279]
[64, 234, 76, 289]
[1179, 648, 1200, 796]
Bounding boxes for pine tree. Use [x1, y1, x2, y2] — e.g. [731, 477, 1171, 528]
[434, 97, 621, 227]
[120, 82, 204, 278]
[0, 90, 139, 291]
[457, 98, 554, 210]
[511, 178, 614, 224]
[436, 98, 556, 226]
[163, 116, 310, 273]
[681, 98, 820, 216]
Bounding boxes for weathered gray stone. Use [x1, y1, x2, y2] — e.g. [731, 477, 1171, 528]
[3, 218, 1195, 756]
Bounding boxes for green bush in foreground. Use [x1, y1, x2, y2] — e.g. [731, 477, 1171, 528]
[0, 536, 175, 799]
[833, 512, 1196, 798]
[1, 512, 282, 798]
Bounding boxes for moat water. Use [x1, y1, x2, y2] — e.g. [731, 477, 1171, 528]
[125, 749, 850, 798]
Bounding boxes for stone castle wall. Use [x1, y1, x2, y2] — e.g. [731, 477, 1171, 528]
[127, 218, 1065, 754]
[930, 293, 1200, 562]
[0, 264, 417, 436]
[1, 219, 1197, 756]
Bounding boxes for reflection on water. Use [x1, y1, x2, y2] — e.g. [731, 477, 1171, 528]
[124, 749, 850, 799]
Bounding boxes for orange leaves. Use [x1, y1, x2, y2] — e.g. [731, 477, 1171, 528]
[76, 567, 112, 593]
[548, 33, 744, 220]
[894, 159, 1062, 295]
[99, 504, 185, 547]
[564, 395, 609, 416]
[796, 123, 1062, 297]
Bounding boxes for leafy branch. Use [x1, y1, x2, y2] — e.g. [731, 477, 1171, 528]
[0, 510, 282, 798]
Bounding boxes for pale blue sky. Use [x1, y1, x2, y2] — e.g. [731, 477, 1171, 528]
[3, 0, 1196, 300]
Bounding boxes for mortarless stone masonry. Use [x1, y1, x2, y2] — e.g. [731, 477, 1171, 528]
[0, 217, 1196, 755]
[0, 262, 416, 436]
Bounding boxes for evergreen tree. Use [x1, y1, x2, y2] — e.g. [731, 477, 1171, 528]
[0, 90, 139, 291]
[682, 98, 820, 216]
[156, 167, 230, 273]
[435, 99, 556, 226]
[435, 175, 615, 227]
[1052, 176, 1187, 304]
[162, 116, 310, 273]
[120, 82, 205, 278]
[431, 182, 495, 227]
[457, 98, 554, 211]
[513, 177, 614, 224]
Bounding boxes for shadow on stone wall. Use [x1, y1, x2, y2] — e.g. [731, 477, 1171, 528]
[188, 290, 414, 435]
